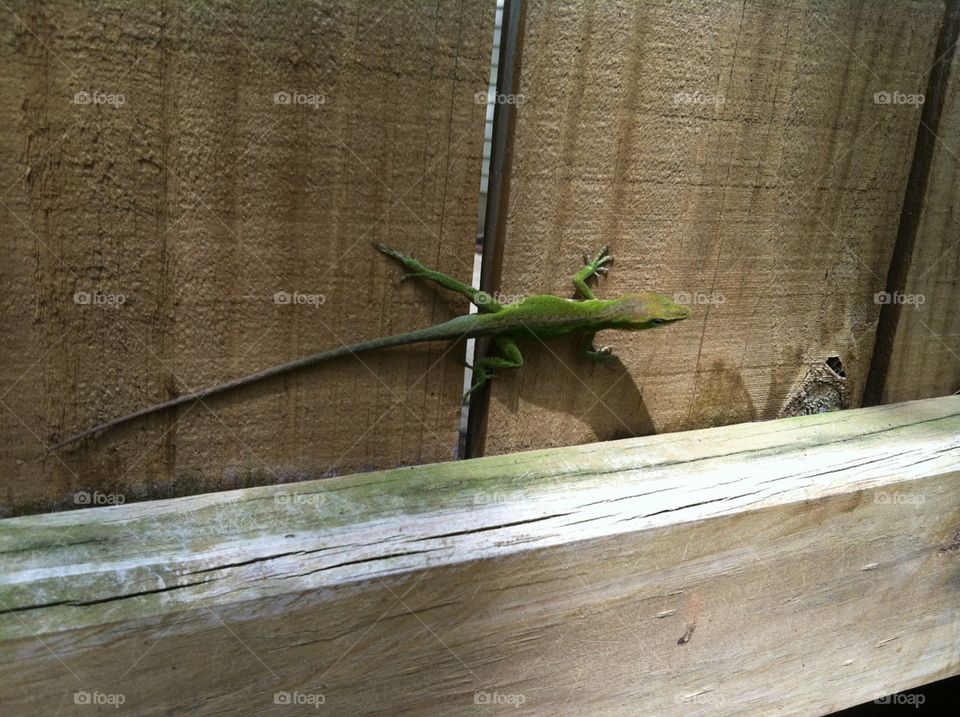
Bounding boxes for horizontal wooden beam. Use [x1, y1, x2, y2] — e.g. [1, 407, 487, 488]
[2, 397, 959, 715]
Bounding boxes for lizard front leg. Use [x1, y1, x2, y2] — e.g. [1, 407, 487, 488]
[374, 242, 503, 313]
[464, 336, 523, 400]
[581, 331, 616, 364]
[572, 245, 613, 300]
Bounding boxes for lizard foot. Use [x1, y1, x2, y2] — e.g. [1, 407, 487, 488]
[582, 246, 613, 276]
[585, 345, 616, 364]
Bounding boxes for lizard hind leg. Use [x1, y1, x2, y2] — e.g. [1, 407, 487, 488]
[373, 242, 503, 313]
[463, 336, 523, 401]
[572, 245, 614, 300]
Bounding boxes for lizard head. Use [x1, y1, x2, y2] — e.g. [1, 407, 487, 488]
[612, 292, 690, 330]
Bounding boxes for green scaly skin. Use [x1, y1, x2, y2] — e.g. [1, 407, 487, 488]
[50, 243, 689, 451]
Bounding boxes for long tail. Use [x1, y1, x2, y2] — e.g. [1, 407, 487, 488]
[49, 315, 485, 452]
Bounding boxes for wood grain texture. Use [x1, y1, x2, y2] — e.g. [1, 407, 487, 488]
[1, 396, 958, 715]
[0, 0, 492, 515]
[480, 0, 944, 456]
[883, 22, 960, 402]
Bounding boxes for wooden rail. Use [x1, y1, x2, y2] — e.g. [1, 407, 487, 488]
[2, 396, 958, 715]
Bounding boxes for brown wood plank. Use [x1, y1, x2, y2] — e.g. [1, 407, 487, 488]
[479, 0, 944, 456]
[881, 6, 960, 403]
[0, 0, 493, 515]
[2, 396, 958, 715]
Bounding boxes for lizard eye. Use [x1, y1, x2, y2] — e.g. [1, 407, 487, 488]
[651, 318, 664, 325]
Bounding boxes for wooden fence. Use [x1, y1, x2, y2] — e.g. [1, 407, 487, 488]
[1, 0, 958, 517]
[2, 2, 960, 713]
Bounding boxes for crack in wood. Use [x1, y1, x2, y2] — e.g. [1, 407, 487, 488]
[418, 512, 575, 541]
[2, 578, 216, 614]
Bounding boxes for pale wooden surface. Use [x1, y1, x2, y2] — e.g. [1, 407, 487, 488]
[883, 24, 960, 403]
[0, 0, 492, 514]
[2, 396, 958, 715]
[482, 0, 945, 456]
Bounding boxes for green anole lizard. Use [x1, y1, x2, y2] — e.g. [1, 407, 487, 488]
[51, 244, 688, 451]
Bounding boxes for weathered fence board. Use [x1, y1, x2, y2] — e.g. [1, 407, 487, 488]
[0, 0, 492, 515]
[1, 396, 958, 715]
[480, 0, 944, 455]
[881, 15, 960, 403]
